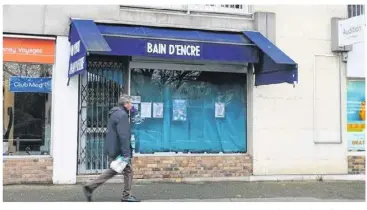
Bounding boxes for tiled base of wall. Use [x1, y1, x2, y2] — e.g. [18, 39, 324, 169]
[132, 155, 253, 179]
[3, 155, 252, 185]
[348, 156, 365, 174]
[3, 157, 53, 185]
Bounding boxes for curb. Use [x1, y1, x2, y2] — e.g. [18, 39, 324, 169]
[76, 174, 365, 184]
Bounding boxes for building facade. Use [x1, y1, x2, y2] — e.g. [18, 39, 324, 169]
[344, 5, 366, 175]
[2, 5, 361, 185]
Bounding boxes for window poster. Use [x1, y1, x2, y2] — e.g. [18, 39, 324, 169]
[347, 80, 365, 151]
[153, 103, 164, 118]
[215, 102, 225, 118]
[131, 96, 141, 104]
[140, 102, 152, 118]
[173, 100, 187, 121]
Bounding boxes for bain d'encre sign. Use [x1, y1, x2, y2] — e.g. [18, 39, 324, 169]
[146, 42, 201, 57]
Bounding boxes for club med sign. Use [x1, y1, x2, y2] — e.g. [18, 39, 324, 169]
[338, 15, 366, 47]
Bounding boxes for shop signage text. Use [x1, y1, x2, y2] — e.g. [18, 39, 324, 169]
[9, 76, 52, 93]
[3, 47, 43, 55]
[338, 15, 365, 47]
[3, 38, 55, 64]
[146, 42, 201, 57]
[69, 40, 86, 76]
[68, 32, 87, 78]
[103, 36, 259, 63]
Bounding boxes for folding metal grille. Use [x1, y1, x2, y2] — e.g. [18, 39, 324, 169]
[77, 56, 126, 174]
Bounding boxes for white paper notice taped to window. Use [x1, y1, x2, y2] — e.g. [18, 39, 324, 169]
[131, 96, 141, 104]
[215, 102, 225, 118]
[140, 102, 152, 118]
[153, 102, 164, 118]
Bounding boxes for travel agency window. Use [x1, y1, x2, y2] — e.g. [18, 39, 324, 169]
[129, 61, 247, 154]
[3, 36, 55, 156]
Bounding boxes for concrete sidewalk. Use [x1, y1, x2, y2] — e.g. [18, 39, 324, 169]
[3, 181, 365, 202]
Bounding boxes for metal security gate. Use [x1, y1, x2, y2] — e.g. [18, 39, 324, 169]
[77, 56, 127, 174]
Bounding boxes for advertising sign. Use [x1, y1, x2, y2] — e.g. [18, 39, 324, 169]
[347, 80, 365, 151]
[338, 15, 365, 47]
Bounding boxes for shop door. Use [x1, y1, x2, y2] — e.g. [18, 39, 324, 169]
[77, 56, 127, 174]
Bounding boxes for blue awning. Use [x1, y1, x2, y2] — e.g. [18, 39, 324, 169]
[67, 19, 111, 80]
[96, 24, 259, 63]
[243, 31, 298, 86]
[67, 19, 298, 86]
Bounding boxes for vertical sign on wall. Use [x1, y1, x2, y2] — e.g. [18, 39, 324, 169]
[68, 23, 87, 78]
[347, 80, 365, 151]
[67, 19, 111, 86]
[338, 15, 365, 47]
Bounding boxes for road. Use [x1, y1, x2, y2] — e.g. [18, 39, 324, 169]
[3, 181, 365, 202]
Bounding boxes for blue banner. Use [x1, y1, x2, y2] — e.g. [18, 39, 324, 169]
[9, 76, 52, 93]
[68, 23, 87, 78]
[100, 36, 259, 63]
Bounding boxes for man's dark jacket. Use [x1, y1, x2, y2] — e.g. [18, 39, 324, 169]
[104, 106, 132, 159]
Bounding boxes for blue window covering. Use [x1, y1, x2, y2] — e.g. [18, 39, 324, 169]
[254, 53, 298, 86]
[71, 19, 111, 52]
[130, 69, 247, 154]
[243, 31, 298, 86]
[68, 19, 298, 87]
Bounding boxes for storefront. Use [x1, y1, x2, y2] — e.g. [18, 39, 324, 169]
[346, 38, 365, 175]
[339, 13, 366, 174]
[68, 19, 298, 178]
[3, 35, 56, 184]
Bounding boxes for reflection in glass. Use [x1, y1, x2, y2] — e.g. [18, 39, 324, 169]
[3, 63, 52, 155]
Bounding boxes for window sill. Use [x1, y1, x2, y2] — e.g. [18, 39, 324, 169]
[133, 152, 247, 157]
[3, 155, 52, 159]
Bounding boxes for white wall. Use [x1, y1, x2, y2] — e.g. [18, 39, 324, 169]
[251, 5, 349, 175]
[347, 42, 365, 78]
[51, 36, 79, 184]
[3, 5, 254, 36]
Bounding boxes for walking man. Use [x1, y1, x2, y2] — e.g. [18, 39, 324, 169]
[83, 95, 139, 202]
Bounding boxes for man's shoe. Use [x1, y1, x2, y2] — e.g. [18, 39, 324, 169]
[83, 186, 93, 202]
[121, 195, 140, 202]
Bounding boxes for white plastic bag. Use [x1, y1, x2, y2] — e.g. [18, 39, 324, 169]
[110, 155, 129, 173]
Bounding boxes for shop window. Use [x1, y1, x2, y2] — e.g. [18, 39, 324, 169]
[130, 68, 247, 154]
[347, 80, 365, 151]
[3, 62, 52, 155]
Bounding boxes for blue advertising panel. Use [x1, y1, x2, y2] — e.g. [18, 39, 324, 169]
[9, 76, 52, 93]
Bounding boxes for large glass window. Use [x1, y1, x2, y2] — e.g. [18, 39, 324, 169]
[130, 68, 247, 154]
[3, 62, 52, 155]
